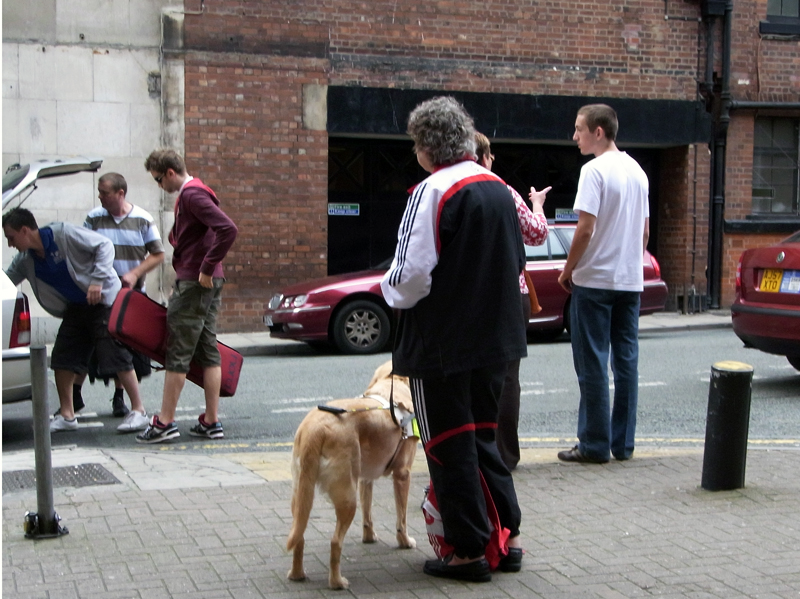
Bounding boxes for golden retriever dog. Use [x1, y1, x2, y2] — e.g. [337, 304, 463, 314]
[286, 359, 419, 589]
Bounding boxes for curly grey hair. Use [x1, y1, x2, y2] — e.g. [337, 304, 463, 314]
[407, 96, 476, 167]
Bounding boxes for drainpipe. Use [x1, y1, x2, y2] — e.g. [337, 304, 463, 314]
[706, 0, 733, 310]
[703, 17, 714, 106]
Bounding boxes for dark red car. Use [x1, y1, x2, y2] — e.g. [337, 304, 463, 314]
[731, 230, 800, 370]
[264, 223, 669, 354]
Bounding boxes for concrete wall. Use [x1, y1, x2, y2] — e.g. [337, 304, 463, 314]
[2, 0, 181, 341]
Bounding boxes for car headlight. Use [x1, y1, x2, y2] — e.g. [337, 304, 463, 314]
[268, 294, 283, 310]
[290, 295, 308, 308]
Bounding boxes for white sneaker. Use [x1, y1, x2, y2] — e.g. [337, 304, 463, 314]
[116, 410, 149, 433]
[50, 414, 78, 432]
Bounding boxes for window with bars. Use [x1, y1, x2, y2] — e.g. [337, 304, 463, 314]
[752, 117, 800, 216]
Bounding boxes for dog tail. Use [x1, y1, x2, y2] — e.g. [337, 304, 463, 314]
[286, 429, 321, 552]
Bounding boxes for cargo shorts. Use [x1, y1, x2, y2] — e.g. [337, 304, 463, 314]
[165, 278, 224, 373]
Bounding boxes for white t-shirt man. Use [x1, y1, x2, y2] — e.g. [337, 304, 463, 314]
[571, 151, 649, 292]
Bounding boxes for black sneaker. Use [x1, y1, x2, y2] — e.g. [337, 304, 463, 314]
[111, 391, 129, 417]
[189, 413, 224, 439]
[136, 416, 180, 444]
[557, 445, 608, 464]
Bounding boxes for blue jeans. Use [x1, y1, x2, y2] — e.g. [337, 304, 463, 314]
[570, 284, 640, 461]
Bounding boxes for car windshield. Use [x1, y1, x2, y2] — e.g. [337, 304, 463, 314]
[374, 256, 394, 269]
[2, 164, 29, 194]
[558, 227, 575, 247]
[784, 230, 800, 243]
[372, 226, 576, 269]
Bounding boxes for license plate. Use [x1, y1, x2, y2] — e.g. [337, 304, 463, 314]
[761, 269, 783, 292]
[265, 315, 274, 326]
[761, 269, 800, 293]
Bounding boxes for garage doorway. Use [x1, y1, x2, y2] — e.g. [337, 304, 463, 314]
[328, 137, 660, 275]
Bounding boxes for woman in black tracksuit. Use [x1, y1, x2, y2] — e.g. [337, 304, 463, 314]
[380, 96, 526, 582]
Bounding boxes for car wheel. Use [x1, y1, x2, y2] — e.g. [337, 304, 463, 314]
[787, 355, 800, 371]
[332, 300, 391, 355]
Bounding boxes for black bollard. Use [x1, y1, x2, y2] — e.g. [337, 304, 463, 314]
[701, 360, 754, 491]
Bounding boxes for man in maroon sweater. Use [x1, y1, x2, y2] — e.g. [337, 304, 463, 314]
[137, 149, 238, 443]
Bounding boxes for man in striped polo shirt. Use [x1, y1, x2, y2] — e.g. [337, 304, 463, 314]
[75, 172, 165, 432]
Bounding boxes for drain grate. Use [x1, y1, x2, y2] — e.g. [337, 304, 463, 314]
[3, 463, 121, 494]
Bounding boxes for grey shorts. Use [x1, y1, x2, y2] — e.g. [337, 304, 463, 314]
[50, 304, 134, 377]
[165, 279, 223, 373]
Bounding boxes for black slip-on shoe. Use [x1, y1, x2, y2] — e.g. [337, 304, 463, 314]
[423, 556, 491, 583]
[111, 392, 129, 417]
[498, 547, 524, 572]
[557, 445, 609, 464]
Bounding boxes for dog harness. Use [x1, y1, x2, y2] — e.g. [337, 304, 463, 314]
[317, 393, 418, 474]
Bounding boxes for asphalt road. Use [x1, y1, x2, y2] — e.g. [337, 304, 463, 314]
[3, 328, 799, 454]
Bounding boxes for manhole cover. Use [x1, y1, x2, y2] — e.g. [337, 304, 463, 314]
[3, 463, 121, 494]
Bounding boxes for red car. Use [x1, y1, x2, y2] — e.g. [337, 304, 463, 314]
[264, 223, 669, 354]
[731, 230, 800, 370]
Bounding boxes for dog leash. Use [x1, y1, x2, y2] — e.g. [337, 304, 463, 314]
[389, 375, 400, 427]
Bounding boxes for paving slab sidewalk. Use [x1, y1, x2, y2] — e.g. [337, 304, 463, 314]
[4, 444, 800, 599]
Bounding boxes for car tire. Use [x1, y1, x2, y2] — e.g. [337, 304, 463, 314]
[332, 300, 391, 355]
[787, 355, 800, 371]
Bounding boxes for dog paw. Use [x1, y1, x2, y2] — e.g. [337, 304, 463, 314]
[397, 534, 416, 549]
[362, 532, 379, 544]
[287, 569, 307, 582]
[329, 576, 349, 590]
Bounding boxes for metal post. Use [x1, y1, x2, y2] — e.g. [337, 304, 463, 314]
[701, 360, 753, 491]
[25, 345, 67, 539]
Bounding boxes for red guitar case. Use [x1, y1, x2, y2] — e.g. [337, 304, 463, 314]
[108, 288, 243, 397]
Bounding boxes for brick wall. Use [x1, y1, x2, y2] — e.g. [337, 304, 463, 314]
[724, 113, 756, 223]
[182, 52, 330, 330]
[658, 145, 711, 309]
[741, 0, 800, 101]
[325, 0, 701, 98]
